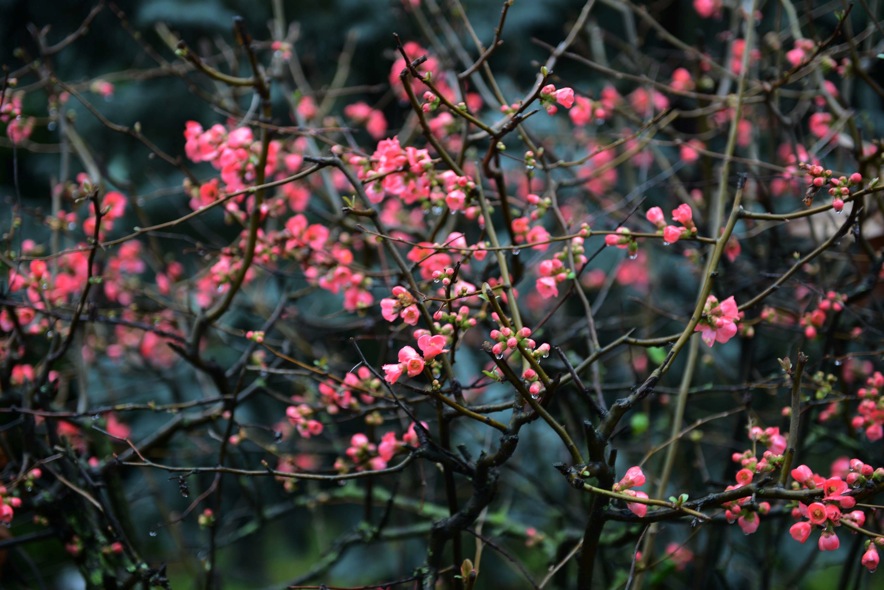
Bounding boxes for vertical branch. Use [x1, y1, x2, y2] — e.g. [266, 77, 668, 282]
[780, 352, 808, 486]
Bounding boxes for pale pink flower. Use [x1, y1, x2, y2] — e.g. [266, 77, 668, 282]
[646, 206, 665, 227]
[663, 225, 683, 244]
[671, 204, 693, 226]
[554, 87, 575, 109]
[536, 276, 559, 299]
[398, 346, 425, 377]
[695, 295, 740, 347]
[383, 363, 404, 384]
[625, 490, 648, 517]
[738, 513, 760, 534]
[417, 334, 447, 359]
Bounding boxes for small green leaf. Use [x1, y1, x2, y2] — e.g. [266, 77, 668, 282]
[648, 346, 666, 365]
[630, 412, 649, 435]
[481, 370, 500, 381]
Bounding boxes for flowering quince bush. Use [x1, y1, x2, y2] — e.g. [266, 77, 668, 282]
[0, 1, 883, 589]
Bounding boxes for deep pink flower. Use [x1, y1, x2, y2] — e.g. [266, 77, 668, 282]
[693, 0, 721, 18]
[791, 465, 814, 483]
[736, 468, 754, 486]
[619, 466, 646, 489]
[625, 490, 648, 517]
[862, 545, 879, 572]
[806, 502, 828, 525]
[790, 521, 811, 543]
[818, 531, 840, 551]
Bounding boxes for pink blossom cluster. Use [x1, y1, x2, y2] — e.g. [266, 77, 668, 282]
[88, 309, 180, 370]
[801, 163, 863, 211]
[343, 101, 388, 139]
[185, 121, 273, 194]
[722, 493, 770, 535]
[2, 87, 35, 144]
[539, 84, 575, 115]
[670, 68, 695, 93]
[613, 466, 649, 518]
[381, 285, 420, 325]
[582, 139, 619, 196]
[406, 232, 486, 283]
[645, 203, 696, 245]
[852, 371, 884, 441]
[628, 87, 670, 118]
[382, 334, 448, 384]
[534, 236, 588, 299]
[786, 39, 816, 68]
[511, 215, 551, 251]
[569, 85, 620, 126]
[488, 324, 549, 361]
[90, 79, 114, 98]
[285, 404, 324, 438]
[9, 250, 90, 308]
[787, 461, 882, 557]
[317, 367, 381, 415]
[694, 294, 740, 347]
[799, 290, 845, 340]
[351, 137, 476, 213]
[604, 228, 637, 258]
[336, 423, 421, 472]
[0, 485, 23, 525]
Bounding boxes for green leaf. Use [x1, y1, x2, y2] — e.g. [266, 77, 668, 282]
[630, 412, 649, 435]
[647, 346, 666, 365]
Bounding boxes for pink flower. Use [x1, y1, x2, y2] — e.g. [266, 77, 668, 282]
[618, 466, 646, 489]
[569, 96, 593, 126]
[823, 477, 856, 508]
[446, 189, 466, 211]
[398, 346, 426, 377]
[605, 228, 632, 249]
[663, 225, 683, 244]
[818, 531, 840, 552]
[671, 204, 693, 227]
[738, 513, 759, 535]
[736, 468, 754, 486]
[693, 0, 721, 18]
[806, 502, 828, 525]
[536, 276, 559, 299]
[383, 363, 404, 384]
[418, 334, 447, 359]
[625, 490, 648, 517]
[646, 207, 665, 227]
[6, 116, 35, 144]
[554, 87, 575, 109]
[670, 68, 694, 92]
[695, 295, 740, 347]
[790, 522, 811, 543]
[809, 112, 832, 139]
[862, 545, 879, 572]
